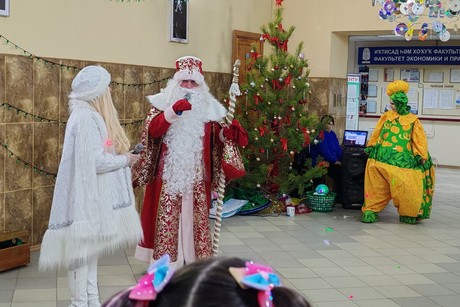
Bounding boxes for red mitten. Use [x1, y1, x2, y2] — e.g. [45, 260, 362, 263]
[172, 98, 192, 115]
[223, 119, 248, 146]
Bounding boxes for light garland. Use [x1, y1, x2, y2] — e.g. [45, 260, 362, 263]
[0, 103, 144, 127]
[372, 0, 460, 42]
[0, 35, 173, 87]
[2, 143, 57, 178]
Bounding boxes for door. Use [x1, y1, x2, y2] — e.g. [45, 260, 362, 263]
[232, 30, 264, 85]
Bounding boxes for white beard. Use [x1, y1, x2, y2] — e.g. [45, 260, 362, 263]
[162, 86, 209, 197]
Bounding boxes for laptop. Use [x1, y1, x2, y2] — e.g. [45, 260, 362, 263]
[342, 130, 368, 148]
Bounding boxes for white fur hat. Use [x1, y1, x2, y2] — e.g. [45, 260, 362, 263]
[173, 56, 204, 85]
[69, 65, 111, 101]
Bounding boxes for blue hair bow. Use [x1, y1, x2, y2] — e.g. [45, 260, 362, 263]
[229, 261, 281, 307]
[129, 254, 174, 301]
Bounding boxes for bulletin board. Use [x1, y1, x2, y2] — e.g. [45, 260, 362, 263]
[363, 66, 460, 118]
[420, 68, 460, 116]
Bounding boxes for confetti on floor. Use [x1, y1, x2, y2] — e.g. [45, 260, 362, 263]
[325, 227, 334, 232]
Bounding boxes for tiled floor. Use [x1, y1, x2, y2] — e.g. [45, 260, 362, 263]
[1, 167, 460, 307]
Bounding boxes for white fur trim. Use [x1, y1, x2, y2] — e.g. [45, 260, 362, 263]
[207, 96, 227, 122]
[164, 105, 180, 123]
[147, 93, 168, 111]
[173, 70, 204, 85]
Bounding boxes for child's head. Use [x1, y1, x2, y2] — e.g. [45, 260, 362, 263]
[103, 256, 311, 307]
[321, 115, 335, 132]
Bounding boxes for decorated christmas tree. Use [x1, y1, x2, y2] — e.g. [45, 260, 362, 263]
[236, 0, 327, 196]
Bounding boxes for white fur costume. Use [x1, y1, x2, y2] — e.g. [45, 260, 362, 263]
[39, 100, 142, 271]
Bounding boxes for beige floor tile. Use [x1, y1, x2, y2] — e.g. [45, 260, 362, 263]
[129, 264, 148, 275]
[97, 275, 136, 287]
[277, 267, 317, 278]
[316, 301, 358, 307]
[299, 258, 336, 268]
[56, 277, 67, 289]
[418, 253, 458, 263]
[373, 285, 423, 298]
[13, 289, 56, 302]
[316, 250, 354, 259]
[97, 265, 133, 276]
[391, 273, 436, 285]
[405, 263, 447, 274]
[375, 264, 417, 275]
[0, 278, 17, 290]
[338, 287, 385, 300]
[342, 266, 385, 277]
[360, 256, 398, 266]
[323, 276, 367, 288]
[358, 275, 402, 287]
[373, 248, 412, 257]
[290, 277, 333, 290]
[311, 267, 352, 277]
[301, 288, 349, 302]
[56, 287, 69, 301]
[353, 298, 400, 307]
[15, 277, 55, 290]
[11, 302, 56, 307]
[330, 257, 368, 267]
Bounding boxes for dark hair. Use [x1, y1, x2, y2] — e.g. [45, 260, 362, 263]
[320, 115, 334, 125]
[103, 257, 311, 307]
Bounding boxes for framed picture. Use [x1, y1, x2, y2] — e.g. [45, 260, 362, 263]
[368, 84, 378, 97]
[384, 68, 394, 82]
[170, 0, 188, 43]
[0, 0, 10, 17]
[369, 69, 378, 82]
[401, 68, 420, 83]
[423, 69, 444, 83]
[450, 69, 460, 83]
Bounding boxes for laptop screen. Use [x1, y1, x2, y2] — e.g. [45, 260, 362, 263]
[342, 130, 368, 147]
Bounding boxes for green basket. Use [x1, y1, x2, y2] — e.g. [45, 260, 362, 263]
[306, 191, 336, 212]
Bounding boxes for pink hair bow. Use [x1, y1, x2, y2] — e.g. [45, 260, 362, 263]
[229, 261, 281, 307]
[129, 254, 174, 301]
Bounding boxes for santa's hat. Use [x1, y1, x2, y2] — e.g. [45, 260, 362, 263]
[173, 56, 205, 85]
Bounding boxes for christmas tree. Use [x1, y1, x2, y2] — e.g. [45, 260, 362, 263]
[236, 0, 327, 196]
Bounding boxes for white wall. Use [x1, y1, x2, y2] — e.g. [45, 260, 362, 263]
[0, 0, 272, 73]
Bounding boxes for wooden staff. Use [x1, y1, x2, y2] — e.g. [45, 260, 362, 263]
[212, 59, 241, 256]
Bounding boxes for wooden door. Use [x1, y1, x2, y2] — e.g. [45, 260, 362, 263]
[232, 30, 264, 85]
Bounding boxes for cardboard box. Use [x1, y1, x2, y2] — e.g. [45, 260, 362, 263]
[0, 230, 30, 272]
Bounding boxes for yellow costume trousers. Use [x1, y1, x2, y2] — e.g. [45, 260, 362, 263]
[362, 159, 424, 217]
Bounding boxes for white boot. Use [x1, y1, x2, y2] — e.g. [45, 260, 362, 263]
[87, 258, 101, 307]
[67, 265, 89, 307]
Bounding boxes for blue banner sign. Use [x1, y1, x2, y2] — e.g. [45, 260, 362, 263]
[358, 46, 460, 65]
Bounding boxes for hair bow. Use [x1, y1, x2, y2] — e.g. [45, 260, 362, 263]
[229, 261, 281, 307]
[129, 254, 174, 301]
